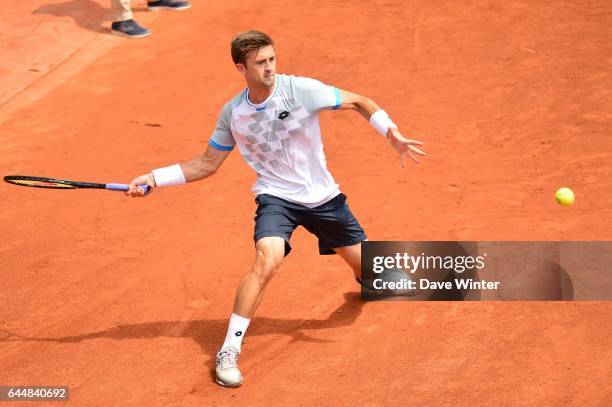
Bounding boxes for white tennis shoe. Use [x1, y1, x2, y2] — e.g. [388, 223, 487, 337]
[216, 346, 243, 387]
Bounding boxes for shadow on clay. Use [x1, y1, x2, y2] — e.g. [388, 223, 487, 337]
[33, 0, 113, 33]
[0, 292, 364, 377]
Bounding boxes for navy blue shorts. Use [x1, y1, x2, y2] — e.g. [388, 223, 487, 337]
[253, 193, 367, 256]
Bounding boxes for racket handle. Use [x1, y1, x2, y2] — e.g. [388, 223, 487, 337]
[106, 183, 151, 195]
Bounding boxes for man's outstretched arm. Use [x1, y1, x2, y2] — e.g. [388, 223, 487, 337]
[126, 144, 232, 197]
[337, 89, 426, 166]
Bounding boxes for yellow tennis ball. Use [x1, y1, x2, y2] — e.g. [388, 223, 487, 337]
[555, 187, 574, 206]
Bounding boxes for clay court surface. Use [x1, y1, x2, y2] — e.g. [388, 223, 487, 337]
[1, 0, 611, 405]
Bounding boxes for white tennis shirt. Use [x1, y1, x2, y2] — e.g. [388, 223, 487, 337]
[209, 74, 342, 207]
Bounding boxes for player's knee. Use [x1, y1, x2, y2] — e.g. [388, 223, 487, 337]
[252, 251, 281, 284]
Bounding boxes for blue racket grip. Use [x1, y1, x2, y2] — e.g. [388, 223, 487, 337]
[106, 183, 151, 195]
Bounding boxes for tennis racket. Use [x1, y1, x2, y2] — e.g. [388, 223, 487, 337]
[3, 175, 151, 194]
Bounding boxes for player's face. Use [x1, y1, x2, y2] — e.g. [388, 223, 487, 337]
[241, 45, 276, 88]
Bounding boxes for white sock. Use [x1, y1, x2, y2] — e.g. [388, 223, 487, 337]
[220, 313, 250, 353]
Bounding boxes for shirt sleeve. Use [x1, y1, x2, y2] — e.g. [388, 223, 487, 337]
[209, 102, 235, 151]
[291, 76, 342, 113]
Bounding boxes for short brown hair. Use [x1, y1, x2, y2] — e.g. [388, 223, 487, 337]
[231, 31, 275, 65]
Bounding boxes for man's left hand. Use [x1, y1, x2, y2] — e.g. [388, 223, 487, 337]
[387, 127, 426, 167]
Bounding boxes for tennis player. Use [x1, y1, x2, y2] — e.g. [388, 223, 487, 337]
[126, 31, 425, 387]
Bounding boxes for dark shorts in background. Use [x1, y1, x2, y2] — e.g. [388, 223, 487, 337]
[253, 193, 367, 256]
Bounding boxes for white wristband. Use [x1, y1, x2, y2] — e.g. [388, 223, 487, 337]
[152, 164, 186, 187]
[369, 109, 397, 138]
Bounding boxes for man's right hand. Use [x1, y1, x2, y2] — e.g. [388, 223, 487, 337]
[126, 173, 155, 197]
